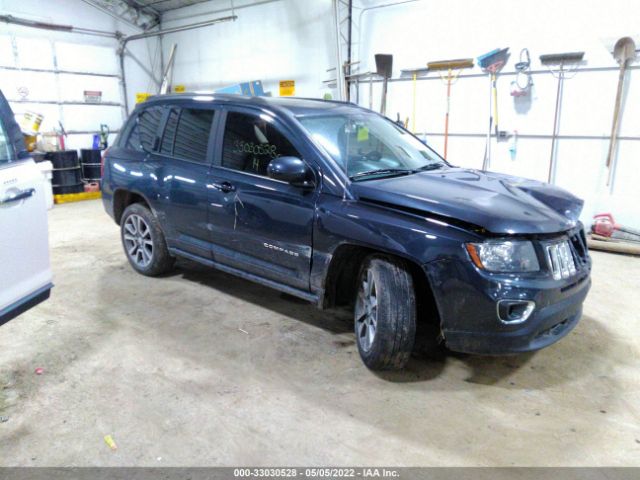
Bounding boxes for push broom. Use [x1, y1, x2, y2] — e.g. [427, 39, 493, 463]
[478, 48, 509, 170]
[539, 51, 584, 183]
[427, 58, 474, 160]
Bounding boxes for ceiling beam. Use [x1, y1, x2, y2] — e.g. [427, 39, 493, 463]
[79, 0, 159, 31]
[122, 0, 162, 18]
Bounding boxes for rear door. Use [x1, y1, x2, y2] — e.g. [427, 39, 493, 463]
[0, 90, 52, 327]
[150, 105, 217, 259]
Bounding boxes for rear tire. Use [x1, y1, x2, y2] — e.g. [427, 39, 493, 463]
[121, 203, 175, 276]
[354, 255, 416, 370]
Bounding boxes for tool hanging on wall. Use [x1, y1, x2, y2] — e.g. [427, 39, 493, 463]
[369, 73, 374, 110]
[509, 130, 518, 160]
[511, 48, 532, 97]
[606, 37, 636, 189]
[540, 51, 585, 184]
[57, 121, 67, 151]
[427, 58, 474, 160]
[159, 43, 177, 95]
[400, 66, 429, 133]
[478, 48, 509, 170]
[99, 124, 110, 150]
[375, 54, 393, 116]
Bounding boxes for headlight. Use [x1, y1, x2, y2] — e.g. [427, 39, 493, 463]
[466, 240, 540, 272]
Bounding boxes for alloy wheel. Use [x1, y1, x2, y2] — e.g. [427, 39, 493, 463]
[123, 214, 153, 268]
[355, 268, 378, 352]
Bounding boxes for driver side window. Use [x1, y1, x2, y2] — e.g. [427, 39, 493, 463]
[222, 112, 300, 177]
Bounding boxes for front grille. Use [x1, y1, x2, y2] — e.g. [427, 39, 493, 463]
[545, 240, 577, 280]
[570, 229, 589, 263]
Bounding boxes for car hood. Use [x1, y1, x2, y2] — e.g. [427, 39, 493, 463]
[350, 168, 583, 235]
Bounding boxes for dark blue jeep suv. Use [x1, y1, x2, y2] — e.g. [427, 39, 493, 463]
[102, 94, 591, 370]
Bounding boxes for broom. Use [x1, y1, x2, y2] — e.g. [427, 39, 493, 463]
[478, 48, 509, 170]
[400, 66, 429, 133]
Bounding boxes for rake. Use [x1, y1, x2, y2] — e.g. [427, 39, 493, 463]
[540, 51, 585, 183]
[427, 58, 474, 160]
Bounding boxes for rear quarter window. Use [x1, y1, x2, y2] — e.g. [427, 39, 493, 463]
[124, 106, 163, 152]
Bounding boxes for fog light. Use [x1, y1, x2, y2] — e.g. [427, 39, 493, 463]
[497, 300, 535, 324]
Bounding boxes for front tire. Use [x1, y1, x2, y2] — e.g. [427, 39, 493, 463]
[354, 255, 416, 370]
[121, 203, 175, 276]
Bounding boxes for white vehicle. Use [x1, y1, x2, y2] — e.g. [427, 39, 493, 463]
[0, 89, 52, 327]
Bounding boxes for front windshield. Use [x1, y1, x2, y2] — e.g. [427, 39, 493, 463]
[298, 112, 445, 180]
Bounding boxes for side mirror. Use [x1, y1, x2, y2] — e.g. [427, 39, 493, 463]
[267, 156, 314, 187]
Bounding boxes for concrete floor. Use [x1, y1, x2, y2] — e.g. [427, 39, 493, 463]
[1, 199, 639, 466]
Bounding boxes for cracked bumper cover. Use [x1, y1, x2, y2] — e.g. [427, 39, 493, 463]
[425, 257, 591, 355]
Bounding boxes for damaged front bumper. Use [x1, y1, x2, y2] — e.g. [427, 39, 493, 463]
[425, 228, 592, 355]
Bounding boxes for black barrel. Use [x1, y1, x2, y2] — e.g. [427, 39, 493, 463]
[31, 152, 47, 163]
[46, 151, 84, 195]
[80, 149, 102, 181]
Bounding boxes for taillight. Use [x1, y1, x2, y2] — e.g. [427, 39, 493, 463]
[101, 148, 109, 178]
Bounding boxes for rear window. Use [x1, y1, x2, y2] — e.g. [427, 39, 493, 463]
[125, 107, 163, 152]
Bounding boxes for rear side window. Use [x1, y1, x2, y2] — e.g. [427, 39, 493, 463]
[172, 108, 215, 163]
[125, 107, 163, 152]
[0, 120, 14, 165]
[160, 108, 179, 155]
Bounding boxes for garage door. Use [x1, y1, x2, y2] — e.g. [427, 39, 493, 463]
[0, 33, 123, 150]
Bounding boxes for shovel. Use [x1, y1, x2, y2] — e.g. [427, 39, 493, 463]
[375, 54, 393, 116]
[606, 37, 636, 187]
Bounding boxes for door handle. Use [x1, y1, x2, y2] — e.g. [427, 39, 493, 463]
[211, 181, 236, 193]
[0, 188, 35, 205]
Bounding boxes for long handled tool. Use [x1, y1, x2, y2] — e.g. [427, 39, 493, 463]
[160, 43, 177, 95]
[540, 52, 584, 183]
[375, 54, 393, 116]
[478, 48, 509, 170]
[427, 58, 474, 160]
[606, 37, 636, 188]
[400, 66, 429, 133]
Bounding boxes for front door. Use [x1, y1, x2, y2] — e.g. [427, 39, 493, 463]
[207, 109, 318, 290]
[0, 90, 52, 326]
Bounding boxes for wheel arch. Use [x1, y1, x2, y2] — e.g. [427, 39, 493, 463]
[112, 188, 153, 225]
[320, 243, 442, 335]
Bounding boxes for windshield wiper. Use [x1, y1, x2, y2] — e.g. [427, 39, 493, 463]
[418, 163, 445, 171]
[349, 168, 415, 181]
